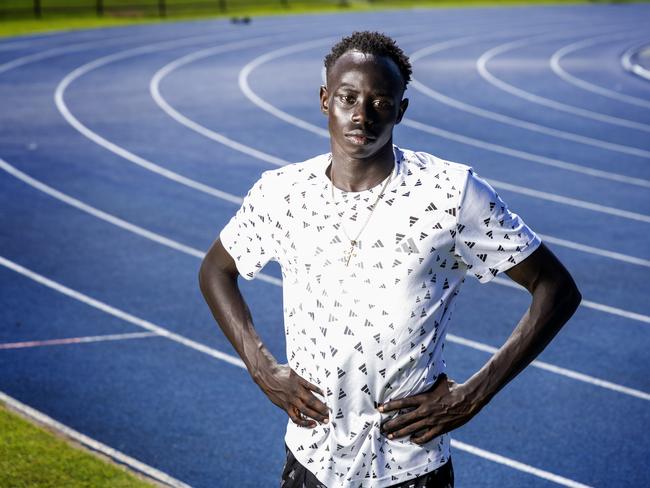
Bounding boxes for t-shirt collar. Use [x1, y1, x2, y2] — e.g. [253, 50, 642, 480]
[318, 144, 404, 194]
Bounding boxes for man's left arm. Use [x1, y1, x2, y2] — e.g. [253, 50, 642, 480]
[378, 242, 582, 443]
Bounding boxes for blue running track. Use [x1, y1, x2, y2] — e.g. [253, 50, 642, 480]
[0, 4, 648, 487]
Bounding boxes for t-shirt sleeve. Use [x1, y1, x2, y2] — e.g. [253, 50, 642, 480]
[454, 169, 541, 284]
[219, 172, 279, 280]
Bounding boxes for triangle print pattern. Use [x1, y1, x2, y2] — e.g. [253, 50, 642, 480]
[219, 146, 541, 487]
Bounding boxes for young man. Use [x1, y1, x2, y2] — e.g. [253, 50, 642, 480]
[199, 32, 581, 488]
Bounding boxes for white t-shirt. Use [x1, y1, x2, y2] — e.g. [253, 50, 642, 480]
[220, 145, 541, 487]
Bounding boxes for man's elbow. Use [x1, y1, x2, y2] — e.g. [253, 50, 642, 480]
[198, 243, 239, 296]
[534, 267, 581, 318]
[570, 280, 582, 311]
[198, 256, 210, 293]
[556, 273, 582, 317]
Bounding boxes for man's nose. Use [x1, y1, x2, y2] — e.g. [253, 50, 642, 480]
[351, 101, 373, 125]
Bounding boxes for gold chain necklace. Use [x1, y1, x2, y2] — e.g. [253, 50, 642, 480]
[329, 155, 394, 267]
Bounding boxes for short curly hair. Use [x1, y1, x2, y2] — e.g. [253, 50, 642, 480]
[324, 31, 412, 88]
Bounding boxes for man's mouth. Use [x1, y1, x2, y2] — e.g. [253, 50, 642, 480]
[345, 132, 376, 145]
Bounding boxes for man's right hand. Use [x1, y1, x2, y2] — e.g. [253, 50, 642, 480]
[255, 363, 330, 428]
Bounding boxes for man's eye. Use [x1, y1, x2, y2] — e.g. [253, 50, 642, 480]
[374, 99, 392, 109]
[339, 95, 355, 104]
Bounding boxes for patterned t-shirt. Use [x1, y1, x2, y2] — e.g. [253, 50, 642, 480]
[220, 146, 541, 487]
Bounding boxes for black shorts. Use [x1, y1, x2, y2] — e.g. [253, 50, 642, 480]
[280, 443, 454, 488]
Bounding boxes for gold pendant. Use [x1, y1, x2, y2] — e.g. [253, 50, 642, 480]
[345, 240, 357, 267]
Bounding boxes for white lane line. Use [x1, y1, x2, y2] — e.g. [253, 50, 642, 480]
[621, 42, 650, 82]
[408, 36, 650, 162]
[533, 234, 650, 268]
[55, 26, 433, 187]
[151, 29, 437, 166]
[0, 15, 333, 75]
[2, 159, 649, 402]
[450, 440, 592, 488]
[154, 24, 443, 148]
[401, 116, 650, 188]
[0, 33, 160, 75]
[447, 334, 649, 401]
[0, 256, 601, 486]
[550, 34, 650, 109]
[410, 35, 650, 161]
[55, 35, 276, 204]
[55, 29, 458, 195]
[400, 121, 650, 223]
[0, 391, 191, 488]
[578, 299, 650, 324]
[0, 40, 37, 51]
[0, 256, 247, 367]
[492, 275, 650, 325]
[151, 43, 287, 167]
[0, 332, 158, 350]
[239, 37, 337, 135]
[0, 156, 282, 293]
[238, 39, 650, 223]
[0, 159, 207, 259]
[158, 47, 650, 268]
[486, 178, 650, 224]
[477, 36, 650, 133]
[0, 40, 44, 52]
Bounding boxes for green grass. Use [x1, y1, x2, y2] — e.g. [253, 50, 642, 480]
[1, 0, 639, 38]
[0, 402, 156, 488]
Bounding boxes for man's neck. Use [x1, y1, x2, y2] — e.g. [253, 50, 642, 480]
[328, 141, 395, 192]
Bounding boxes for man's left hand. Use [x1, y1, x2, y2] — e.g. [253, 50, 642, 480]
[377, 375, 480, 444]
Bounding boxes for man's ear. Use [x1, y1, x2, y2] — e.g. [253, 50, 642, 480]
[320, 85, 329, 115]
[396, 97, 409, 124]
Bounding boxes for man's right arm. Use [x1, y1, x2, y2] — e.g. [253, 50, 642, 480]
[198, 237, 278, 383]
[198, 238, 329, 427]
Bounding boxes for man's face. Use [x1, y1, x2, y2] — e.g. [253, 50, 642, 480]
[320, 51, 408, 160]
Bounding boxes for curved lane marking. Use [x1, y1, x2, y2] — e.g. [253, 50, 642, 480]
[550, 34, 650, 109]
[238, 39, 650, 223]
[150, 29, 441, 167]
[151, 43, 290, 167]
[0, 255, 597, 486]
[409, 35, 650, 163]
[1, 158, 649, 404]
[477, 36, 650, 133]
[0, 34, 154, 75]
[0, 40, 37, 51]
[61, 25, 437, 171]
[55, 34, 277, 202]
[53, 24, 394, 198]
[0, 31, 103, 52]
[157, 44, 650, 268]
[621, 41, 650, 82]
[402, 115, 650, 187]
